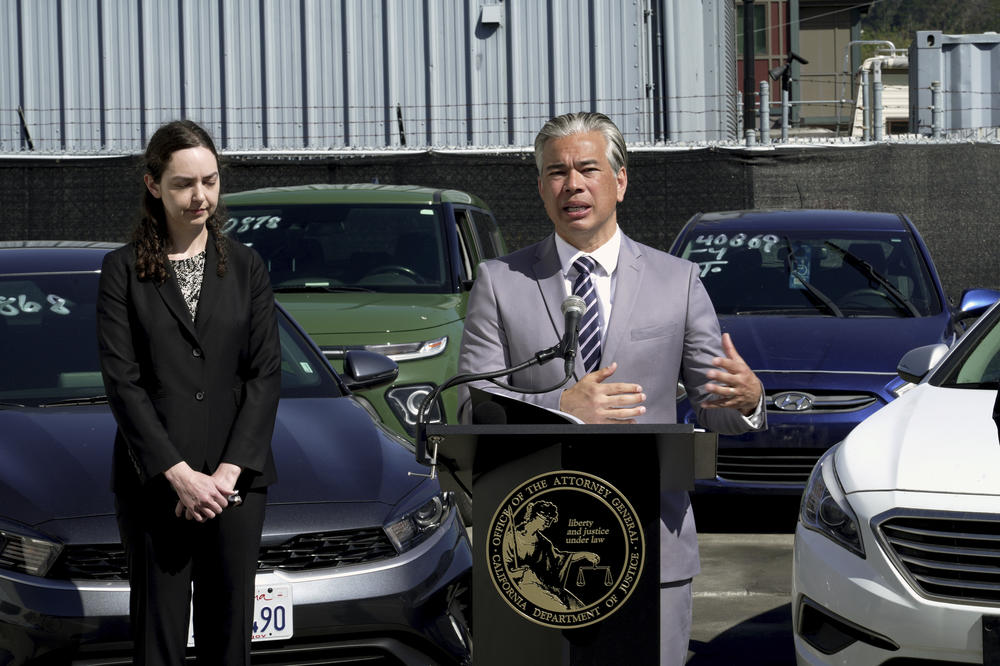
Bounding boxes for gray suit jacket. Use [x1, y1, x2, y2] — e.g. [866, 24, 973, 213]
[458, 232, 764, 582]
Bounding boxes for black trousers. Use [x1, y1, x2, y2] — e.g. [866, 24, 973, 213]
[116, 479, 267, 666]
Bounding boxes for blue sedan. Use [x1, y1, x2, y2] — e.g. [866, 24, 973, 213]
[668, 209, 997, 494]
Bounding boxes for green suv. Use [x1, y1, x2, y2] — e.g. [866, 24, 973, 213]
[224, 183, 505, 440]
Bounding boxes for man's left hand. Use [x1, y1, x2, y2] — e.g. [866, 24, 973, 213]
[703, 333, 763, 416]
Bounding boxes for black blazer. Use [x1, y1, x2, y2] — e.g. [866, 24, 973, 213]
[97, 238, 281, 495]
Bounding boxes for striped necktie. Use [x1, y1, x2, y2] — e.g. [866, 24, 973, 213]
[572, 256, 602, 373]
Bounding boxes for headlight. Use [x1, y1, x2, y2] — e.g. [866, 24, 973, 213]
[385, 384, 443, 436]
[323, 336, 448, 362]
[0, 529, 63, 576]
[800, 447, 865, 558]
[385, 492, 453, 553]
[366, 336, 447, 362]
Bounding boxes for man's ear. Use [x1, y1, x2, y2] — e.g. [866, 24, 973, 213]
[144, 173, 161, 199]
[616, 167, 628, 203]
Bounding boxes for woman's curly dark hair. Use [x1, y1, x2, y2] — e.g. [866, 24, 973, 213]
[133, 120, 229, 283]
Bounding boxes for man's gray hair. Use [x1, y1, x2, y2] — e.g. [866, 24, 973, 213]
[533, 112, 628, 175]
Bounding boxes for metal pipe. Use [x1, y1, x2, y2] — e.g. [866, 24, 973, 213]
[931, 80, 943, 138]
[745, 129, 757, 147]
[737, 91, 744, 138]
[840, 40, 900, 135]
[841, 40, 900, 98]
[781, 87, 789, 142]
[759, 80, 770, 144]
[861, 69, 871, 141]
[872, 60, 883, 141]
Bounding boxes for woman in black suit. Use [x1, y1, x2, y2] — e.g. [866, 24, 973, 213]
[97, 120, 281, 665]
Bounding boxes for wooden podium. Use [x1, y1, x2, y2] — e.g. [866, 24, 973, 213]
[425, 395, 716, 666]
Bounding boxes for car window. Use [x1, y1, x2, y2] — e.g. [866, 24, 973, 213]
[0, 272, 104, 403]
[677, 230, 941, 317]
[274, 314, 344, 398]
[938, 309, 1000, 387]
[453, 208, 477, 280]
[226, 203, 453, 293]
[470, 209, 503, 259]
[0, 271, 341, 405]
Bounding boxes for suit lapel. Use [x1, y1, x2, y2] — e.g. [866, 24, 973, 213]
[195, 239, 221, 335]
[603, 234, 644, 364]
[531, 235, 572, 367]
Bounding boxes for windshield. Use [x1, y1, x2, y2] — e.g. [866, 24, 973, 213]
[677, 230, 941, 317]
[225, 203, 452, 293]
[0, 271, 341, 406]
[937, 307, 1000, 388]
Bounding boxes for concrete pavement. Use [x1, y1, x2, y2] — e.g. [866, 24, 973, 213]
[687, 533, 796, 665]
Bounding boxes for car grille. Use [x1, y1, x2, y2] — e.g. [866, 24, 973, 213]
[877, 512, 1000, 606]
[50, 527, 397, 581]
[258, 528, 397, 571]
[715, 448, 826, 485]
[765, 390, 878, 413]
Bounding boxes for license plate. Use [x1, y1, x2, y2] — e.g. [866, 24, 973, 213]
[187, 584, 293, 646]
[985, 615, 1000, 666]
[252, 584, 293, 641]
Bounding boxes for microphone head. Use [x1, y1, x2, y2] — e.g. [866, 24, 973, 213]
[561, 295, 587, 316]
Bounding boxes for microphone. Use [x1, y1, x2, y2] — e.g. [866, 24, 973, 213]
[559, 295, 587, 364]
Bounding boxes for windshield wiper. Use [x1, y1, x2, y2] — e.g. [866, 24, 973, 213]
[273, 285, 374, 293]
[38, 395, 109, 407]
[0, 400, 27, 408]
[824, 241, 919, 317]
[783, 238, 843, 317]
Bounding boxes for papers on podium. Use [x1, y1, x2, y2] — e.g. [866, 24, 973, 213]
[469, 386, 584, 425]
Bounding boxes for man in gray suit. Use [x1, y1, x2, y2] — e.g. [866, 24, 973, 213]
[458, 111, 765, 665]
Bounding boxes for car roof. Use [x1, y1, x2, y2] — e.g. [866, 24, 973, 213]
[0, 241, 122, 274]
[687, 209, 909, 233]
[224, 183, 490, 209]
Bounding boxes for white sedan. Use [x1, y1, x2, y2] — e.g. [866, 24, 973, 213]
[793, 301, 1000, 665]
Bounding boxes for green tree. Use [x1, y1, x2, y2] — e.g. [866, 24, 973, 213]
[861, 0, 1000, 52]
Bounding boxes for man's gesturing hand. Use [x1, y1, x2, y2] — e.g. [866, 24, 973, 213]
[558, 361, 646, 424]
[703, 333, 763, 416]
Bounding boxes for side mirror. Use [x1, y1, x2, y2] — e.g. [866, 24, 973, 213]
[954, 288, 1000, 323]
[896, 343, 949, 384]
[342, 350, 399, 391]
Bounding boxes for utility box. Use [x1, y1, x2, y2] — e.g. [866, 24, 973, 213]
[909, 31, 1000, 136]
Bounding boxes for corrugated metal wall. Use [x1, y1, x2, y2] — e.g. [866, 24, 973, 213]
[0, 0, 737, 153]
[659, 0, 737, 142]
[909, 30, 1000, 136]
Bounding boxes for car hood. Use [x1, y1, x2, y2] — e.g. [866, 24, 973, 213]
[275, 292, 464, 336]
[838, 384, 1000, 495]
[0, 397, 425, 528]
[720, 315, 951, 373]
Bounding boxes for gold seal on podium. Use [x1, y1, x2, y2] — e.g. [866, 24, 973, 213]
[485, 470, 645, 629]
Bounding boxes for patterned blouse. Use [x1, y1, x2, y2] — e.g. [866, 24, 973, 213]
[170, 250, 206, 322]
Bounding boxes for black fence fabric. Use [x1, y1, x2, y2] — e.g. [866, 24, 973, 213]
[2, 144, 997, 301]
